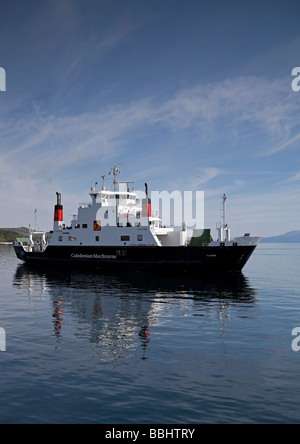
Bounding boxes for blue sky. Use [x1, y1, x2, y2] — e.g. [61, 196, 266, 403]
[1, 0, 300, 236]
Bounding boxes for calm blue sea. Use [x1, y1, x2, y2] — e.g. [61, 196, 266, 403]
[0, 243, 299, 424]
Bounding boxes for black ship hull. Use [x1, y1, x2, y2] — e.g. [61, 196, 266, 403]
[14, 244, 257, 275]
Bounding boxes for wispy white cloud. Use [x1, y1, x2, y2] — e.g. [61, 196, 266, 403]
[3, 75, 297, 167]
[167, 167, 222, 191]
[2, 99, 152, 167]
[285, 171, 300, 183]
[1, 74, 299, 227]
[262, 133, 300, 157]
[158, 76, 298, 144]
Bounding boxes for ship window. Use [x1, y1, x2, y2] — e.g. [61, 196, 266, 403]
[69, 236, 76, 242]
[82, 224, 88, 229]
[95, 236, 100, 242]
[137, 235, 143, 242]
[75, 224, 80, 229]
[59, 236, 63, 242]
[121, 236, 130, 242]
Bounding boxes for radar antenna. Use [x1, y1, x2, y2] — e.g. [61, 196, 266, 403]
[109, 165, 120, 191]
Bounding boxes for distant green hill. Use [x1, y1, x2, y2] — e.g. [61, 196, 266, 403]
[0, 228, 28, 243]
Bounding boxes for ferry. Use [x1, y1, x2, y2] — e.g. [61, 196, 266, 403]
[14, 166, 261, 274]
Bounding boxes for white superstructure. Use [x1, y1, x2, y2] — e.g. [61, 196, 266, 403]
[49, 166, 187, 248]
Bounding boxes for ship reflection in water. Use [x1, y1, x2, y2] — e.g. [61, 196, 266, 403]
[13, 265, 257, 363]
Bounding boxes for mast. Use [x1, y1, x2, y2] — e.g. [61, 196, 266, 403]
[111, 165, 120, 192]
[217, 194, 230, 242]
[34, 209, 38, 231]
[101, 175, 107, 191]
[222, 194, 227, 227]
